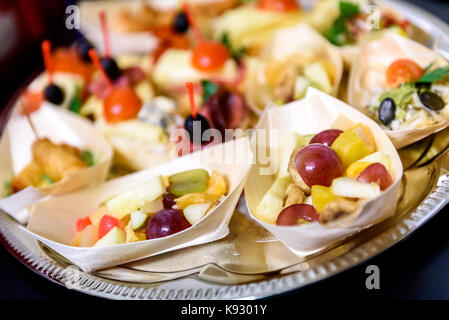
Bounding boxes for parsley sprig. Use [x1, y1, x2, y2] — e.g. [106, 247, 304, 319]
[325, 1, 360, 46]
[201, 80, 219, 104]
[416, 62, 449, 83]
[220, 32, 246, 61]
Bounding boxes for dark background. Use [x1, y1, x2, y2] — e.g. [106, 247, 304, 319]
[0, 0, 448, 300]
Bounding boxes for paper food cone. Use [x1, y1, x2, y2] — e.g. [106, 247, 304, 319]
[244, 88, 403, 256]
[25, 138, 253, 272]
[0, 104, 113, 224]
[348, 31, 449, 149]
[245, 23, 343, 115]
[79, 0, 159, 55]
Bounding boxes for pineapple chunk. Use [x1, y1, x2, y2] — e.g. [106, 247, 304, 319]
[255, 176, 292, 224]
[94, 227, 126, 247]
[106, 176, 165, 219]
[356, 152, 391, 172]
[331, 177, 380, 199]
[311, 185, 337, 212]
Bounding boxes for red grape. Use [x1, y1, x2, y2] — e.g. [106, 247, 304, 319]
[295, 144, 343, 187]
[162, 192, 177, 209]
[357, 163, 393, 191]
[276, 204, 318, 226]
[310, 129, 343, 147]
[146, 209, 191, 239]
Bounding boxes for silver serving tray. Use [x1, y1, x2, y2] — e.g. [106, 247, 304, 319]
[1, 0, 449, 300]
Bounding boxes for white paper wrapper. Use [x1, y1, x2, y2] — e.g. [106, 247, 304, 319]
[245, 23, 343, 115]
[244, 88, 403, 256]
[348, 31, 449, 149]
[0, 104, 113, 224]
[25, 138, 252, 272]
[79, 0, 159, 55]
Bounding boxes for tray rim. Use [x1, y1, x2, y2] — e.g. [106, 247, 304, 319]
[1, 0, 449, 300]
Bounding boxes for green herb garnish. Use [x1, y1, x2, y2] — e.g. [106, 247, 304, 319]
[4, 180, 11, 197]
[220, 32, 246, 61]
[201, 80, 219, 104]
[80, 150, 95, 167]
[324, 1, 360, 46]
[416, 65, 449, 83]
[68, 86, 82, 114]
[41, 174, 55, 185]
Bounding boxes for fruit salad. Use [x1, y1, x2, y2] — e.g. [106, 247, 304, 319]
[73, 169, 228, 247]
[255, 124, 394, 226]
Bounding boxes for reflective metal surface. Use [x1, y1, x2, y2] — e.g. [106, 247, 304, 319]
[1, 0, 449, 300]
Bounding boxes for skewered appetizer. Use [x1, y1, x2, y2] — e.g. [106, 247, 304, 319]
[8, 139, 94, 194]
[255, 124, 394, 225]
[73, 168, 228, 247]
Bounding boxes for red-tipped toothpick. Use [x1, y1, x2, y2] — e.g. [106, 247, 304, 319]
[89, 49, 113, 90]
[99, 10, 112, 58]
[186, 82, 197, 119]
[19, 99, 39, 140]
[182, 2, 203, 44]
[41, 40, 54, 84]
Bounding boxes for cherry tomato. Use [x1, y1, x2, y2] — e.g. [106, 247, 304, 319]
[104, 86, 142, 123]
[76, 216, 92, 232]
[98, 215, 120, 239]
[386, 58, 424, 88]
[257, 0, 300, 12]
[191, 41, 230, 72]
[19, 91, 43, 115]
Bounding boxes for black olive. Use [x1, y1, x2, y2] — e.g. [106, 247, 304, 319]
[378, 98, 396, 125]
[76, 40, 93, 62]
[415, 82, 431, 92]
[44, 84, 65, 105]
[173, 12, 189, 33]
[419, 91, 446, 111]
[100, 57, 122, 81]
[184, 114, 211, 144]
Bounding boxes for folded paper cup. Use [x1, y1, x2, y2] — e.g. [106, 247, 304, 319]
[25, 138, 252, 272]
[244, 88, 403, 256]
[245, 23, 343, 115]
[348, 31, 449, 149]
[0, 104, 113, 224]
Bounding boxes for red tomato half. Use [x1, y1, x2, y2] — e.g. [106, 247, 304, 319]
[386, 58, 424, 88]
[103, 86, 142, 123]
[257, 0, 300, 12]
[191, 41, 230, 72]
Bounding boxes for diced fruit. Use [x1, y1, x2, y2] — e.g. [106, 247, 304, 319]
[168, 169, 210, 197]
[125, 223, 140, 243]
[291, 144, 343, 188]
[303, 62, 333, 94]
[311, 185, 337, 212]
[358, 163, 393, 191]
[146, 209, 191, 239]
[175, 193, 214, 210]
[163, 192, 177, 209]
[304, 196, 313, 205]
[294, 76, 310, 100]
[130, 211, 148, 230]
[278, 132, 308, 178]
[356, 152, 391, 172]
[183, 203, 212, 225]
[255, 176, 292, 224]
[76, 216, 92, 232]
[98, 215, 120, 239]
[106, 175, 165, 219]
[331, 177, 380, 199]
[349, 124, 376, 153]
[345, 162, 372, 179]
[140, 197, 164, 214]
[77, 225, 98, 247]
[310, 129, 343, 147]
[94, 227, 126, 247]
[89, 206, 110, 225]
[205, 171, 227, 199]
[331, 131, 371, 168]
[276, 204, 318, 226]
